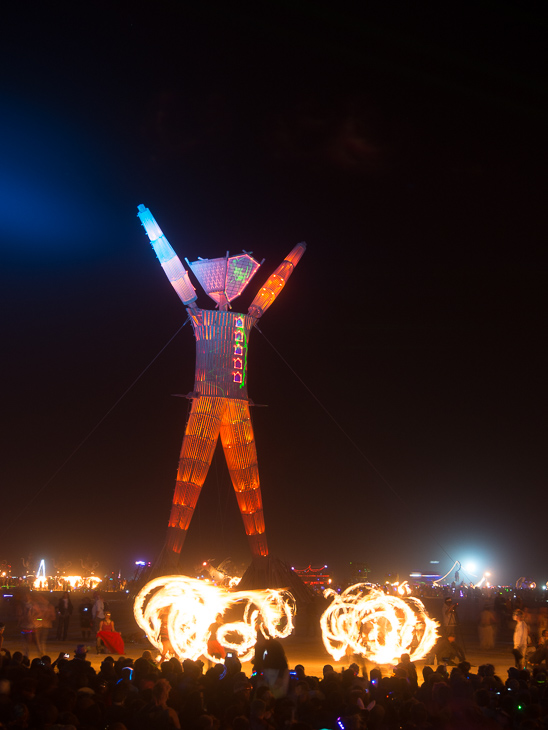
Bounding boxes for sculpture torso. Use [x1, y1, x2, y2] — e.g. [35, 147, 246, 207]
[188, 308, 255, 400]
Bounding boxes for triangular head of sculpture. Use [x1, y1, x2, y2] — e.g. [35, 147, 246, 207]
[186, 253, 262, 310]
[137, 205, 306, 574]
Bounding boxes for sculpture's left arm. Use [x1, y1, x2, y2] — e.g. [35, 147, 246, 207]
[137, 204, 198, 308]
[247, 242, 306, 319]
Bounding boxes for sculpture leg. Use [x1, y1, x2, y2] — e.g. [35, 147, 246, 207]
[220, 399, 268, 557]
[165, 396, 223, 570]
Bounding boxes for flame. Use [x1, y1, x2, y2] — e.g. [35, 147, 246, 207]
[32, 574, 102, 590]
[134, 574, 295, 663]
[321, 583, 439, 664]
[64, 575, 102, 589]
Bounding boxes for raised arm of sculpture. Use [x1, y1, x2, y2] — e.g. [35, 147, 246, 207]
[137, 204, 198, 308]
[247, 242, 306, 319]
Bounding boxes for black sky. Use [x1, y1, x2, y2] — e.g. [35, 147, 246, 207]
[1, 3, 546, 586]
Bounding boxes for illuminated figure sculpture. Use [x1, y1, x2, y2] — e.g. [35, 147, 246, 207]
[137, 205, 306, 572]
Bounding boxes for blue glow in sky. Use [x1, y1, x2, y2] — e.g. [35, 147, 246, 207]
[0, 102, 124, 261]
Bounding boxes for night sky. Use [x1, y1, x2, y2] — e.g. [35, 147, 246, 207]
[1, 4, 546, 586]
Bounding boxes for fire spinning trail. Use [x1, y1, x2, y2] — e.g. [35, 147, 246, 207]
[321, 584, 439, 665]
[133, 575, 294, 663]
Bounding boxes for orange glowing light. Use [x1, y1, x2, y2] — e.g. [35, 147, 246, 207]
[320, 583, 439, 665]
[134, 575, 295, 663]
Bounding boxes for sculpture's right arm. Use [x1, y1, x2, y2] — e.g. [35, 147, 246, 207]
[247, 241, 306, 319]
[137, 204, 197, 308]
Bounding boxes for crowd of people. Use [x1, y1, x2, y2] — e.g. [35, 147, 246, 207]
[420, 594, 548, 675]
[3, 587, 548, 728]
[11, 592, 124, 659]
[1, 638, 548, 729]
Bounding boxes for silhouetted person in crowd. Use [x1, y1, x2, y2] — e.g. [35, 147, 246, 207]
[441, 596, 466, 662]
[442, 597, 459, 638]
[78, 596, 94, 640]
[435, 634, 466, 665]
[478, 603, 496, 650]
[513, 609, 529, 669]
[396, 652, 418, 689]
[258, 639, 289, 698]
[137, 677, 181, 729]
[207, 613, 226, 663]
[91, 592, 105, 633]
[34, 594, 55, 655]
[18, 591, 36, 657]
[56, 591, 73, 641]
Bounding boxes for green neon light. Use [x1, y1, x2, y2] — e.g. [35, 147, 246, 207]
[233, 262, 250, 282]
[238, 326, 248, 388]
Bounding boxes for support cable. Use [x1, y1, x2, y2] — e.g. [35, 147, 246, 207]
[255, 325, 458, 568]
[5, 318, 191, 533]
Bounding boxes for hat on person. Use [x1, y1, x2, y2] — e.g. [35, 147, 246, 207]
[75, 644, 88, 657]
